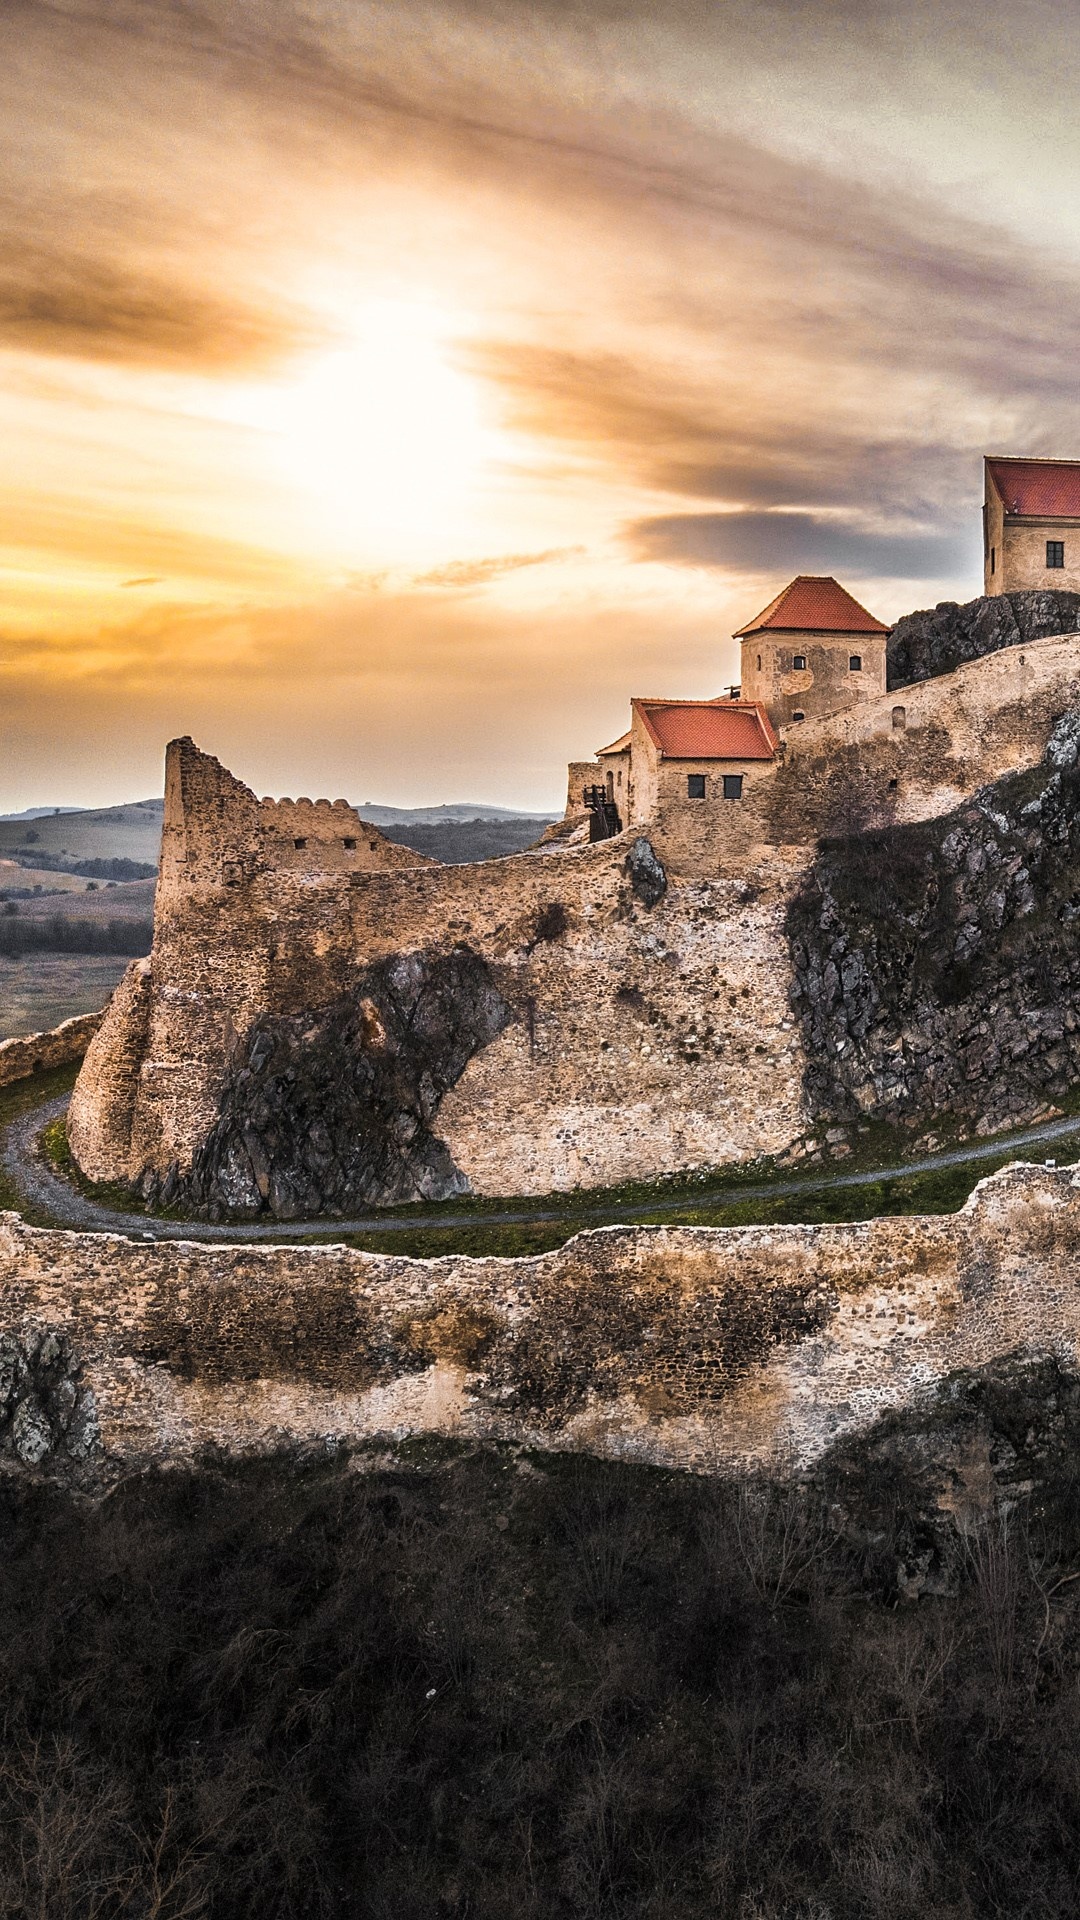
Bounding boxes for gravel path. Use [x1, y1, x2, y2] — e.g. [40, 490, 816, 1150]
[3, 1093, 1080, 1246]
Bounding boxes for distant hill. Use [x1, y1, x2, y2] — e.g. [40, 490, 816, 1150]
[380, 817, 557, 862]
[0, 806, 86, 821]
[0, 800, 163, 869]
[355, 801, 555, 826]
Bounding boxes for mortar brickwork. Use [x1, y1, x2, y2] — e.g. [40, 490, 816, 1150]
[1, 1162, 1078, 1475]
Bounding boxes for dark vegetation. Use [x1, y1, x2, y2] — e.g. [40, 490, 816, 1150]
[4, 1373, 1080, 1918]
[380, 817, 555, 863]
[6, 851, 158, 881]
[788, 715, 1080, 1131]
[0, 915, 152, 957]
[887, 587, 1080, 688]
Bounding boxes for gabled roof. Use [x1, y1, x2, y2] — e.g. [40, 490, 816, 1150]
[985, 455, 1080, 518]
[595, 730, 631, 757]
[633, 698, 778, 761]
[734, 575, 889, 637]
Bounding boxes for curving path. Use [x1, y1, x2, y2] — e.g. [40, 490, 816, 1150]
[3, 1092, 1080, 1247]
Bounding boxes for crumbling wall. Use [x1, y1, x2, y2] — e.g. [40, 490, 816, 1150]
[71, 741, 809, 1205]
[1, 1160, 1079, 1474]
[0, 1011, 103, 1088]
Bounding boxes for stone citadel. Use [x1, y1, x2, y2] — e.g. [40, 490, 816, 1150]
[65, 453, 1080, 1220]
[2, 452, 1080, 1479]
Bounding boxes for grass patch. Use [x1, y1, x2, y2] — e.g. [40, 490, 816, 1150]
[0, 1060, 81, 1219]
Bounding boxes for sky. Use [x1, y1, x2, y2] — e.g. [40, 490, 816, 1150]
[4, 0, 1080, 811]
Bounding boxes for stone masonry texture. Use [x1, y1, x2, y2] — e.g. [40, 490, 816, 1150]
[2, 1160, 1080, 1475]
[0, 1011, 102, 1088]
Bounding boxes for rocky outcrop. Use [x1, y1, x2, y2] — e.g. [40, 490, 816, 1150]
[0, 1329, 100, 1465]
[887, 588, 1080, 688]
[788, 713, 1080, 1130]
[159, 946, 514, 1219]
[625, 835, 667, 907]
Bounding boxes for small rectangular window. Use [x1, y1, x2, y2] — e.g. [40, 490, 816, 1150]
[792, 654, 806, 671]
[1047, 540, 1065, 568]
[722, 774, 743, 800]
[849, 654, 862, 672]
[756, 654, 762, 670]
[990, 545, 996, 574]
[293, 836, 306, 849]
[687, 774, 706, 799]
[343, 836, 357, 849]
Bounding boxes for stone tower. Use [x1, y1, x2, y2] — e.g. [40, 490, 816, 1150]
[735, 575, 889, 732]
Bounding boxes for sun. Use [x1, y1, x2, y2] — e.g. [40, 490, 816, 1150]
[226, 300, 498, 566]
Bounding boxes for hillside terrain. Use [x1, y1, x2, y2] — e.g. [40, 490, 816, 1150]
[0, 798, 163, 867]
[2, 1371, 1080, 1920]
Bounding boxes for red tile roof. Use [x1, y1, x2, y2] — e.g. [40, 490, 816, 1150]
[734, 575, 889, 637]
[596, 730, 631, 756]
[986, 456, 1080, 517]
[633, 698, 778, 761]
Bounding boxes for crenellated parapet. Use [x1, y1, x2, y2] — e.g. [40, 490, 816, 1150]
[157, 737, 429, 907]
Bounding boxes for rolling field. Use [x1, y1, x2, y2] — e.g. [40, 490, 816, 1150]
[0, 954, 130, 1039]
[0, 799, 163, 865]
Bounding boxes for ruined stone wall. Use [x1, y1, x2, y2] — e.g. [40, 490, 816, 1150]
[2, 1162, 1079, 1476]
[70, 739, 808, 1205]
[565, 760, 601, 815]
[0, 1011, 103, 1088]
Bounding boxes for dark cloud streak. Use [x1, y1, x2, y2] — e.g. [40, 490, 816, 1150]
[628, 510, 978, 580]
[0, 236, 312, 367]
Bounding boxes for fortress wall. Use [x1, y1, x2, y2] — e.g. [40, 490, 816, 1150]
[72, 777, 808, 1194]
[649, 632, 1080, 875]
[69, 636, 1080, 1202]
[2, 1162, 1079, 1475]
[0, 1011, 103, 1089]
[566, 760, 602, 814]
[780, 628, 1080, 816]
[254, 794, 430, 874]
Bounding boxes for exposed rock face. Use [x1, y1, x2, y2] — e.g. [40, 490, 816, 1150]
[163, 946, 514, 1219]
[788, 714, 1080, 1129]
[625, 835, 667, 907]
[888, 589, 1080, 688]
[0, 1330, 100, 1465]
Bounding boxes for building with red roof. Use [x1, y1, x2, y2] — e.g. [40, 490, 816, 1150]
[735, 575, 889, 732]
[984, 456, 1080, 596]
